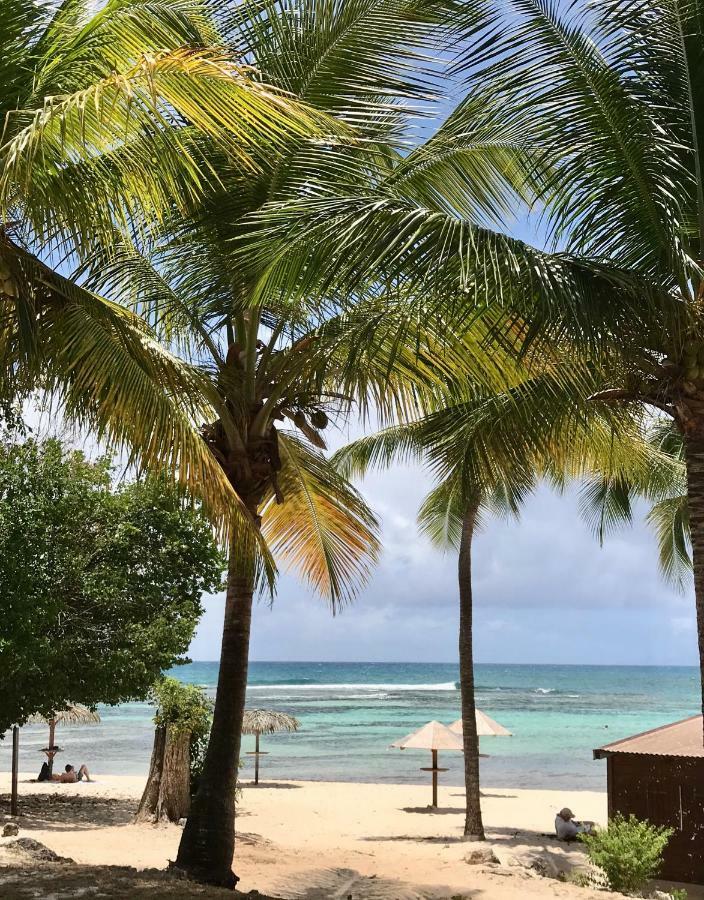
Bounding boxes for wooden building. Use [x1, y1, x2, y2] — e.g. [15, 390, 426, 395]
[593, 715, 704, 884]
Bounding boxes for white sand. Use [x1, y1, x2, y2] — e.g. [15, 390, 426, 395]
[1, 773, 700, 898]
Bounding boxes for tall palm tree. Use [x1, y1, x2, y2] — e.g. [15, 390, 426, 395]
[334, 364, 685, 840]
[246, 0, 704, 725]
[0, 0, 323, 521]
[74, 0, 488, 885]
[419, 476, 530, 841]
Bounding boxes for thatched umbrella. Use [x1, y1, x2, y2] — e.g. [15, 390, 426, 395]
[242, 709, 299, 784]
[391, 720, 464, 807]
[450, 710, 512, 737]
[27, 703, 101, 774]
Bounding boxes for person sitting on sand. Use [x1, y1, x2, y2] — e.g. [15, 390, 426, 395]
[555, 807, 594, 841]
[50, 764, 92, 783]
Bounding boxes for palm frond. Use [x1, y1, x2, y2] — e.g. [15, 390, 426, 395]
[261, 432, 380, 609]
[647, 494, 692, 590]
[417, 478, 469, 551]
[453, 0, 694, 284]
[213, 0, 452, 139]
[3, 48, 328, 249]
[579, 475, 634, 544]
[0, 241, 273, 568]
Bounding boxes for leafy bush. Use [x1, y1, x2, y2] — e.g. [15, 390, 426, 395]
[580, 813, 673, 894]
[150, 677, 212, 793]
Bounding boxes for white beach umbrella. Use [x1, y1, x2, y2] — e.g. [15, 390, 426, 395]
[450, 710, 512, 737]
[391, 720, 464, 807]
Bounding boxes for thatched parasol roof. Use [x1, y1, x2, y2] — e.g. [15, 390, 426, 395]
[242, 709, 299, 736]
[391, 720, 464, 751]
[449, 710, 512, 737]
[27, 703, 101, 726]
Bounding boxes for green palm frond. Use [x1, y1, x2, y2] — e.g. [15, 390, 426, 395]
[0, 241, 272, 560]
[454, 0, 694, 284]
[647, 494, 692, 590]
[3, 48, 328, 250]
[261, 432, 380, 609]
[214, 0, 452, 137]
[242, 192, 674, 362]
[417, 478, 469, 551]
[579, 476, 634, 544]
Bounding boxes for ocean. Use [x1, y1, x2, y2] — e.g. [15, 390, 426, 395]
[2, 663, 699, 791]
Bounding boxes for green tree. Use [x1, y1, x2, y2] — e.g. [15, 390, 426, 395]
[0, 438, 225, 733]
[136, 677, 214, 824]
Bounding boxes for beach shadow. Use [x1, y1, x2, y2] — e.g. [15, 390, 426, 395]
[268, 865, 485, 899]
[360, 834, 466, 844]
[0, 793, 135, 832]
[0, 861, 288, 899]
[450, 792, 518, 799]
[401, 806, 465, 815]
[242, 782, 302, 790]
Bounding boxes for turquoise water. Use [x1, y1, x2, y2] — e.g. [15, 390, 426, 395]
[2, 663, 699, 790]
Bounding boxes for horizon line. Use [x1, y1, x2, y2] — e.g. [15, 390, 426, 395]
[184, 660, 700, 668]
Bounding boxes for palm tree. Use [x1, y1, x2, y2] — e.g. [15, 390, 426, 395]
[419, 477, 529, 841]
[334, 363, 685, 840]
[0, 0, 323, 521]
[72, 0, 486, 885]
[247, 0, 704, 725]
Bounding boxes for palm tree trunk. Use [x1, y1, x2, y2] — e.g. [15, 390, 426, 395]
[459, 501, 485, 840]
[683, 430, 704, 735]
[175, 534, 255, 886]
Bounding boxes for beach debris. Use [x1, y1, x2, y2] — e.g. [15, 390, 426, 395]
[464, 847, 500, 866]
[3, 838, 73, 863]
[2, 822, 19, 837]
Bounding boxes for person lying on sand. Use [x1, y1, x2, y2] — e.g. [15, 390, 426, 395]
[555, 807, 594, 841]
[50, 764, 92, 783]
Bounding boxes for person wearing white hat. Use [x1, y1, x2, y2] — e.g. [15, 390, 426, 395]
[555, 807, 594, 841]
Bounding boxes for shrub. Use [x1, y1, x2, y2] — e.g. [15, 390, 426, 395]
[580, 813, 674, 894]
[150, 677, 212, 794]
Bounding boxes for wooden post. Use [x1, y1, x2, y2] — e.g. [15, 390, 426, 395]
[47, 718, 57, 776]
[254, 733, 260, 785]
[11, 726, 19, 817]
[431, 749, 438, 808]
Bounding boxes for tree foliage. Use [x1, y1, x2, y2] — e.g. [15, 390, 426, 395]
[150, 677, 213, 791]
[0, 438, 225, 734]
[580, 814, 673, 895]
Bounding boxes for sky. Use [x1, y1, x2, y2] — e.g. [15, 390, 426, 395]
[188, 429, 697, 667]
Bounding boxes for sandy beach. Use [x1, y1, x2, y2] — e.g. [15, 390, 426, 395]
[0, 772, 700, 898]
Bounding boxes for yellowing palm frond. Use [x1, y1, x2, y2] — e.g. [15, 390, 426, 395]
[3, 48, 328, 248]
[261, 432, 380, 609]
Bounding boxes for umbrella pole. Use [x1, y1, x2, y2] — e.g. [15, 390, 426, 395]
[11, 726, 19, 817]
[254, 733, 260, 785]
[47, 718, 56, 776]
[432, 749, 438, 808]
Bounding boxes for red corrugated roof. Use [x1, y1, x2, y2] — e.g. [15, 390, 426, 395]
[593, 715, 704, 759]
